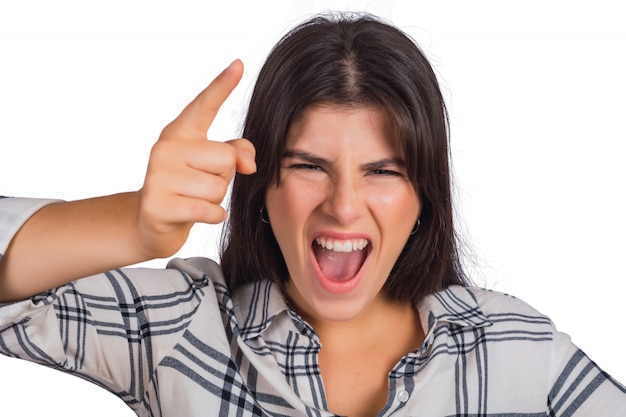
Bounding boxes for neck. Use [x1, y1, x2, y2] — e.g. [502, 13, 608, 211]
[303, 295, 424, 354]
[310, 295, 425, 417]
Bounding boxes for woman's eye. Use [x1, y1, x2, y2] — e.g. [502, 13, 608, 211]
[368, 169, 402, 177]
[291, 163, 322, 171]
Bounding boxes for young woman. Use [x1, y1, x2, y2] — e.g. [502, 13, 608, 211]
[1, 13, 624, 417]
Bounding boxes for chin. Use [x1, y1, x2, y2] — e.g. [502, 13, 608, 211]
[288, 275, 377, 324]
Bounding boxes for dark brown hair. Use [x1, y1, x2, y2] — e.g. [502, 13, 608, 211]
[220, 12, 469, 304]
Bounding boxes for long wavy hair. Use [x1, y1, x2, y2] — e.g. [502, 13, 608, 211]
[220, 12, 469, 304]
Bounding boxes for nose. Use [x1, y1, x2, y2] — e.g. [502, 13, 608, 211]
[321, 174, 364, 226]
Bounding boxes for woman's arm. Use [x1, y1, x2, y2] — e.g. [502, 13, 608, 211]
[0, 193, 143, 301]
[0, 60, 255, 302]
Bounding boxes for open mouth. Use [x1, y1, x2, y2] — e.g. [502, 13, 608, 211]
[312, 236, 370, 283]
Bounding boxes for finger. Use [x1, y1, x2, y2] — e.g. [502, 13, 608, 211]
[157, 195, 228, 225]
[164, 169, 231, 205]
[162, 59, 244, 140]
[179, 139, 255, 177]
[174, 140, 239, 179]
[227, 138, 257, 174]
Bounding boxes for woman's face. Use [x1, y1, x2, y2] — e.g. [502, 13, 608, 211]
[265, 104, 421, 324]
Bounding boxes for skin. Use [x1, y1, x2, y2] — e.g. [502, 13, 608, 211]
[0, 60, 256, 301]
[265, 105, 424, 416]
[0, 61, 426, 416]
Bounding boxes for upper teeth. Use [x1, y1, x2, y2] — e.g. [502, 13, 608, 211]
[315, 237, 369, 252]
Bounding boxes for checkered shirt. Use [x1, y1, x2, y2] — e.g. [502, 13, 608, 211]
[1, 197, 625, 416]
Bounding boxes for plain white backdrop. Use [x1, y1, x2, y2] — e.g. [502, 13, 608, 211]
[1, 0, 625, 415]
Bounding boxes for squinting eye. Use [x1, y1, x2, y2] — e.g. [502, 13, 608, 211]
[368, 169, 402, 177]
[291, 163, 322, 171]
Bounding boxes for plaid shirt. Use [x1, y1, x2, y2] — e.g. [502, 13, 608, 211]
[1, 198, 625, 416]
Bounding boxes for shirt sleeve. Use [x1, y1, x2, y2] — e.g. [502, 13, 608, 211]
[0, 196, 59, 257]
[0, 197, 212, 411]
[547, 324, 626, 416]
[0, 265, 212, 410]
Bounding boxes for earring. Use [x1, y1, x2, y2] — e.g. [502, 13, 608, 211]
[410, 218, 421, 235]
[260, 206, 270, 224]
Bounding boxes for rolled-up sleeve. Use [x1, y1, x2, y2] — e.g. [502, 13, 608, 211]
[0, 265, 211, 411]
[0, 197, 212, 411]
[0, 197, 59, 260]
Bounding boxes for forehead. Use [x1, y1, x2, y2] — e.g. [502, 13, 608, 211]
[285, 103, 401, 153]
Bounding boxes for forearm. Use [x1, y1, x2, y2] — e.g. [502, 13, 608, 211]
[0, 192, 149, 302]
[0, 61, 254, 303]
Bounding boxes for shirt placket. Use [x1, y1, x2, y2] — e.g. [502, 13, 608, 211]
[378, 323, 436, 417]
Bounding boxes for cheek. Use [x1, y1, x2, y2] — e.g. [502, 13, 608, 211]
[265, 182, 319, 245]
[368, 185, 421, 229]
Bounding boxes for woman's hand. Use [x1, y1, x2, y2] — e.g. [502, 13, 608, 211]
[0, 60, 254, 302]
[137, 59, 256, 258]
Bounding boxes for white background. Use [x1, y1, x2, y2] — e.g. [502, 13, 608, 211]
[1, 0, 625, 415]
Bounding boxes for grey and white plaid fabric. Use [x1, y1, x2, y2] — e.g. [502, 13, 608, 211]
[1, 198, 625, 416]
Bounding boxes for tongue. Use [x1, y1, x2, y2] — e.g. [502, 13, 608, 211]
[313, 245, 366, 282]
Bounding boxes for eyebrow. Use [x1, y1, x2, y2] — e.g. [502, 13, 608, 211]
[283, 151, 330, 168]
[282, 150, 406, 171]
[361, 158, 406, 171]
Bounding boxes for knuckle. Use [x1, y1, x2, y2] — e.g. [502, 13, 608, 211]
[158, 121, 180, 141]
[201, 141, 238, 177]
[218, 142, 239, 165]
[200, 175, 228, 204]
[211, 176, 231, 201]
[148, 141, 170, 165]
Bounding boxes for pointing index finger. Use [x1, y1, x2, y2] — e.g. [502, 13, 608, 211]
[163, 59, 244, 140]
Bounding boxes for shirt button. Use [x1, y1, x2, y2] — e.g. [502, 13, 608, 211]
[397, 390, 410, 403]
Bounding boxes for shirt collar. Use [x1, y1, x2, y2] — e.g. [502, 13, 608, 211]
[232, 279, 297, 341]
[418, 285, 492, 331]
[233, 281, 491, 342]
